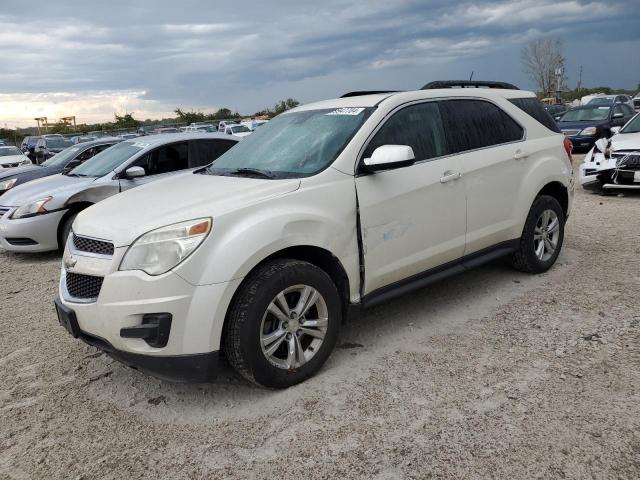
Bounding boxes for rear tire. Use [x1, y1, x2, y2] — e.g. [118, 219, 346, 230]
[510, 195, 565, 274]
[224, 259, 341, 388]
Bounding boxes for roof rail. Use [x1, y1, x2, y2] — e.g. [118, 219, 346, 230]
[340, 90, 399, 98]
[421, 80, 519, 90]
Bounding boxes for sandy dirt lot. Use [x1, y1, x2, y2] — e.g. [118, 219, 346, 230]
[1, 167, 639, 479]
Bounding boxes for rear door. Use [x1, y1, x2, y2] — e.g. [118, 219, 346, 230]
[356, 101, 466, 295]
[438, 99, 526, 255]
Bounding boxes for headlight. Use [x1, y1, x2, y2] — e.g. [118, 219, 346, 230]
[0, 178, 17, 191]
[20, 158, 32, 166]
[120, 218, 212, 276]
[11, 197, 53, 219]
[580, 127, 597, 136]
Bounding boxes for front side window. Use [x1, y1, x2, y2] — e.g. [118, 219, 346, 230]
[130, 142, 189, 175]
[69, 142, 143, 177]
[439, 99, 524, 154]
[363, 102, 447, 161]
[207, 108, 373, 178]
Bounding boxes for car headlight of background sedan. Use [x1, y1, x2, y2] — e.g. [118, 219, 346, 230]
[120, 218, 212, 276]
[20, 158, 32, 166]
[0, 178, 17, 192]
[11, 197, 53, 219]
[579, 127, 597, 136]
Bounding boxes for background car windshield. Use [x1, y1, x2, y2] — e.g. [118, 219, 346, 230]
[561, 108, 610, 122]
[41, 146, 81, 167]
[587, 97, 614, 106]
[208, 107, 372, 177]
[231, 125, 250, 133]
[620, 114, 640, 134]
[69, 142, 142, 177]
[0, 147, 22, 156]
[45, 138, 73, 148]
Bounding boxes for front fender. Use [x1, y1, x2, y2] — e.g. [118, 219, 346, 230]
[65, 184, 119, 206]
[173, 172, 361, 301]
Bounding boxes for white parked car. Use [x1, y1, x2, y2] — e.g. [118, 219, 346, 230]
[580, 113, 640, 190]
[0, 146, 32, 169]
[222, 125, 252, 137]
[587, 95, 635, 109]
[55, 82, 574, 388]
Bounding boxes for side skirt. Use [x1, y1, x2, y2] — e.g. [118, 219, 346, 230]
[359, 239, 519, 310]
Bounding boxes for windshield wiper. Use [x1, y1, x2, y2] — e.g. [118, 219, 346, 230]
[222, 168, 276, 179]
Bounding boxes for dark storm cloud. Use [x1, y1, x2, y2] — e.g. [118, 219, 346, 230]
[0, 0, 638, 118]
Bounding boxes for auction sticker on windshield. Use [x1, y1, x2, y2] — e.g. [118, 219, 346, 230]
[326, 108, 365, 116]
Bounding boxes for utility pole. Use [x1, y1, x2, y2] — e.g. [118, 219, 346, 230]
[554, 67, 564, 104]
[577, 65, 583, 91]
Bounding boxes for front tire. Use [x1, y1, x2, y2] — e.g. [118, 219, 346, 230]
[224, 259, 341, 388]
[510, 195, 565, 274]
[59, 212, 78, 251]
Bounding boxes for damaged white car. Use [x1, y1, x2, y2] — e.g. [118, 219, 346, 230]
[580, 113, 640, 191]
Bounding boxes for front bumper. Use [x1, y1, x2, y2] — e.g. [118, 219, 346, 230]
[0, 208, 66, 252]
[55, 297, 219, 382]
[566, 135, 598, 150]
[57, 241, 242, 381]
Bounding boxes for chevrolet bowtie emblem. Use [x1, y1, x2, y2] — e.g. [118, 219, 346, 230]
[64, 254, 78, 270]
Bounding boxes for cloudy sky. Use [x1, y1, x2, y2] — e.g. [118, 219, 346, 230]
[1, 0, 638, 127]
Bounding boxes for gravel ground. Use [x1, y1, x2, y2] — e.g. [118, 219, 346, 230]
[1, 163, 639, 479]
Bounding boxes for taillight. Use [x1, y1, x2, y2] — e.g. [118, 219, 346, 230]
[563, 138, 573, 163]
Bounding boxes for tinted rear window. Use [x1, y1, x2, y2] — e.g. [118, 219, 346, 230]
[510, 97, 561, 133]
[439, 99, 524, 154]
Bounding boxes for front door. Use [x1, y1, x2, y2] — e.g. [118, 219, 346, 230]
[355, 101, 466, 295]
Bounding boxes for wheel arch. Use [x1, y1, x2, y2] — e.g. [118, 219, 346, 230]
[224, 245, 352, 328]
[536, 181, 569, 218]
[57, 202, 93, 248]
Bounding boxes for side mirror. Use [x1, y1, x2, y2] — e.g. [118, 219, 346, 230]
[63, 160, 81, 172]
[594, 138, 608, 154]
[124, 166, 146, 178]
[610, 126, 621, 135]
[362, 145, 415, 172]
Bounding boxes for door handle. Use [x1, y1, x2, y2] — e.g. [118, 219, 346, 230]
[440, 171, 462, 183]
[514, 150, 529, 160]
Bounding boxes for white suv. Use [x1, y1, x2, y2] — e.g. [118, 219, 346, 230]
[55, 82, 574, 388]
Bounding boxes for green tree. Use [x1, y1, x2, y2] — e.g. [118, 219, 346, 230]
[273, 98, 300, 115]
[113, 113, 141, 129]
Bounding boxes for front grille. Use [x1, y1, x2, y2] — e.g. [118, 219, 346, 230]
[72, 234, 114, 256]
[617, 154, 640, 170]
[66, 272, 104, 300]
[1, 162, 21, 168]
[562, 129, 581, 137]
[0, 207, 10, 217]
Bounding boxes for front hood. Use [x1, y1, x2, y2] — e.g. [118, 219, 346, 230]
[0, 165, 40, 178]
[0, 174, 96, 207]
[74, 172, 301, 247]
[558, 120, 608, 131]
[611, 132, 640, 152]
[0, 155, 30, 167]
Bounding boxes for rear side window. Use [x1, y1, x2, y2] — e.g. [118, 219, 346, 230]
[509, 97, 561, 133]
[439, 99, 524, 154]
[363, 102, 448, 161]
[190, 139, 237, 167]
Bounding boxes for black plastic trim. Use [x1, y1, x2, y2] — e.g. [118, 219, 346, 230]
[78, 329, 219, 383]
[361, 239, 519, 309]
[341, 90, 400, 98]
[422, 80, 519, 90]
